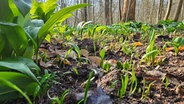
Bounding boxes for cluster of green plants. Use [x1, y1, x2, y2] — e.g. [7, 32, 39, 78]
[0, 0, 88, 103]
[1, 0, 184, 103]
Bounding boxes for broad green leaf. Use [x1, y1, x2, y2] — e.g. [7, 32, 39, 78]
[3, 57, 40, 71]
[30, 0, 58, 21]
[8, 0, 20, 16]
[0, 22, 28, 56]
[0, 0, 14, 22]
[174, 37, 184, 47]
[12, 0, 32, 16]
[17, 13, 31, 27]
[0, 61, 38, 82]
[0, 33, 5, 54]
[24, 19, 44, 40]
[44, 0, 58, 16]
[0, 72, 38, 104]
[38, 4, 90, 45]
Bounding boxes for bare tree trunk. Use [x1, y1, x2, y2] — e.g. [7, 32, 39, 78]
[182, 0, 184, 19]
[74, 0, 79, 26]
[105, 0, 110, 25]
[157, 0, 164, 23]
[164, 0, 172, 20]
[109, 0, 113, 24]
[92, 0, 95, 23]
[122, 0, 128, 22]
[173, 0, 183, 21]
[122, 0, 136, 22]
[82, 0, 87, 21]
[119, 0, 122, 21]
[149, 0, 155, 23]
[87, 0, 91, 21]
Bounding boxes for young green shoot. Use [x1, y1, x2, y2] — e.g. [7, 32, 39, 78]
[99, 49, 106, 67]
[83, 71, 94, 104]
[119, 73, 129, 99]
[68, 42, 82, 62]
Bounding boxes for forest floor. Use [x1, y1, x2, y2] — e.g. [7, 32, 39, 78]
[16, 31, 184, 104]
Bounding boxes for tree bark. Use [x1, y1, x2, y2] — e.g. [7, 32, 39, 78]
[157, 0, 164, 23]
[119, 0, 122, 21]
[105, 0, 110, 25]
[109, 0, 113, 24]
[173, 0, 183, 21]
[122, 0, 136, 22]
[164, 0, 172, 20]
[82, 0, 87, 22]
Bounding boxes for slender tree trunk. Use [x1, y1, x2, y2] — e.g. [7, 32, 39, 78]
[82, 0, 87, 21]
[74, 0, 79, 26]
[105, 0, 110, 25]
[149, 0, 155, 24]
[87, 0, 91, 21]
[92, 0, 95, 23]
[109, 0, 113, 24]
[122, 0, 128, 22]
[157, 0, 164, 23]
[119, 0, 122, 21]
[122, 0, 136, 22]
[164, 0, 172, 20]
[173, 0, 183, 21]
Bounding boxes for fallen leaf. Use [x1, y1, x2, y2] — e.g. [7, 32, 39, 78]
[130, 42, 143, 47]
[154, 56, 165, 64]
[106, 59, 117, 70]
[88, 56, 101, 67]
[165, 47, 174, 52]
[39, 60, 54, 68]
[165, 46, 184, 52]
[178, 46, 184, 51]
[68, 50, 77, 59]
[62, 59, 72, 65]
[81, 49, 89, 58]
[55, 49, 66, 57]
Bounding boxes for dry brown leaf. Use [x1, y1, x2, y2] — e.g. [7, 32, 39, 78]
[81, 49, 89, 58]
[130, 42, 143, 47]
[178, 46, 184, 51]
[106, 59, 117, 70]
[88, 56, 101, 67]
[145, 70, 166, 82]
[154, 56, 165, 64]
[39, 60, 53, 68]
[55, 49, 66, 57]
[62, 59, 72, 65]
[165, 47, 174, 51]
[68, 50, 77, 59]
[133, 42, 143, 47]
[103, 46, 110, 51]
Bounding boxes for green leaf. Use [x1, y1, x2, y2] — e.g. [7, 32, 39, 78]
[12, 0, 32, 16]
[38, 4, 90, 45]
[0, 61, 38, 82]
[8, 0, 20, 16]
[3, 57, 40, 71]
[30, 0, 58, 21]
[0, 72, 38, 104]
[0, 0, 14, 22]
[24, 19, 44, 40]
[174, 37, 184, 47]
[100, 49, 106, 59]
[141, 50, 158, 63]
[0, 22, 28, 56]
[0, 33, 5, 54]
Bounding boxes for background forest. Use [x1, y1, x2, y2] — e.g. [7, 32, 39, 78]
[1, 0, 184, 104]
[38, 0, 184, 25]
